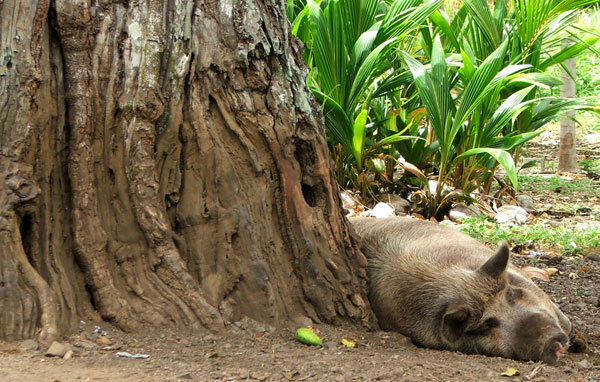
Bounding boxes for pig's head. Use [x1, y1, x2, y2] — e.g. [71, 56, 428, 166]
[439, 243, 572, 364]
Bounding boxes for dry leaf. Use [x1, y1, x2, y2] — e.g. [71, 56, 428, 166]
[521, 266, 550, 281]
[545, 267, 559, 276]
[341, 338, 356, 348]
[347, 206, 364, 217]
[568, 272, 579, 280]
[500, 367, 520, 377]
[526, 364, 543, 380]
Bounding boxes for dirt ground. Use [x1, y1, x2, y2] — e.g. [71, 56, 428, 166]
[1, 139, 599, 382]
[0, 256, 599, 382]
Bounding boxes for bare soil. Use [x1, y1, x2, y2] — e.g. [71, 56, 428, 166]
[0, 268, 599, 382]
[1, 139, 599, 382]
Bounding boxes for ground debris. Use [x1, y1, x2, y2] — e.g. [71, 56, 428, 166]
[45, 342, 72, 358]
[116, 351, 150, 359]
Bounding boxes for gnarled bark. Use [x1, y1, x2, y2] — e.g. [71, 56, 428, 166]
[0, 0, 374, 340]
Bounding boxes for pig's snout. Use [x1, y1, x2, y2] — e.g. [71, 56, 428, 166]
[543, 333, 569, 364]
[513, 311, 569, 364]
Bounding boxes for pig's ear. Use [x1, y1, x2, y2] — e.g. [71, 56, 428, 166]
[478, 242, 510, 278]
[441, 304, 471, 344]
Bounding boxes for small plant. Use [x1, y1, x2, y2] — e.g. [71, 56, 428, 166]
[456, 216, 600, 255]
[580, 159, 600, 174]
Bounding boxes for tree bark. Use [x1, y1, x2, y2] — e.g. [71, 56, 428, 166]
[0, 0, 373, 341]
[558, 41, 578, 173]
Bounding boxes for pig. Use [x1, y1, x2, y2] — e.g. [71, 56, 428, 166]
[350, 216, 573, 364]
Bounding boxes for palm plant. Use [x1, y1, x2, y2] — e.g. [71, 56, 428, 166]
[403, 36, 540, 214]
[290, 0, 442, 190]
[445, 0, 599, 155]
[402, 0, 599, 215]
[288, 0, 599, 216]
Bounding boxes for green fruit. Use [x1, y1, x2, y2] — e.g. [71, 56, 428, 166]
[295, 327, 323, 346]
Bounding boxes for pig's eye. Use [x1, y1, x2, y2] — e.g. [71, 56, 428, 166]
[467, 317, 499, 336]
[484, 317, 499, 329]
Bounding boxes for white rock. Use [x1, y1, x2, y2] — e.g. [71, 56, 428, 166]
[494, 205, 529, 224]
[46, 341, 72, 357]
[516, 194, 536, 212]
[577, 359, 591, 369]
[428, 180, 451, 196]
[582, 132, 600, 144]
[368, 202, 396, 218]
[440, 219, 456, 227]
[19, 339, 39, 351]
[116, 351, 150, 359]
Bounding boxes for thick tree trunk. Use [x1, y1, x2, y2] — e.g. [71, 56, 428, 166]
[0, 0, 373, 341]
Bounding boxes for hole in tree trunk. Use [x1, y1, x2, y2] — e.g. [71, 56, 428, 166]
[18, 214, 34, 266]
[294, 138, 324, 208]
[301, 183, 318, 207]
[85, 284, 97, 310]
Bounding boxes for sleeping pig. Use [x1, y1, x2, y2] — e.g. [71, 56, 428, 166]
[350, 217, 573, 364]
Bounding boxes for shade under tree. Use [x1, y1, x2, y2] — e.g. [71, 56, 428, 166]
[0, 0, 374, 341]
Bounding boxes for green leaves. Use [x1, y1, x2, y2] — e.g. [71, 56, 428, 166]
[403, 35, 527, 205]
[288, 0, 599, 216]
[539, 35, 600, 71]
[352, 109, 368, 169]
[403, 36, 453, 150]
[296, 0, 442, 181]
[453, 39, 509, 131]
[378, 0, 444, 43]
[455, 148, 518, 190]
[306, 0, 341, 102]
[512, 0, 599, 53]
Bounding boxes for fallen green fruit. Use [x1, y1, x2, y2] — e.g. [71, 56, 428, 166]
[295, 328, 323, 346]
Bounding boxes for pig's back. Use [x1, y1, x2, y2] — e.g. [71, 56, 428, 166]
[349, 217, 491, 267]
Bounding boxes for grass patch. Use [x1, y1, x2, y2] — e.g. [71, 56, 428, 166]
[456, 216, 600, 255]
[516, 174, 600, 216]
[518, 175, 600, 197]
[580, 159, 600, 173]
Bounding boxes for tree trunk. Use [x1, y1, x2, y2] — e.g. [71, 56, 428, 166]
[558, 42, 578, 173]
[0, 0, 373, 341]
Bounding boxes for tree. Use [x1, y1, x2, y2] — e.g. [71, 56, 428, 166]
[0, 0, 373, 341]
[559, 52, 578, 172]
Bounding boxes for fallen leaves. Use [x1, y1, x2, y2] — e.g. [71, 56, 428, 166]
[526, 364, 543, 380]
[341, 337, 356, 348]
[500, 367, 520, 377]
[521, 265, 562, 281]
[521, 266, 550, 281]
